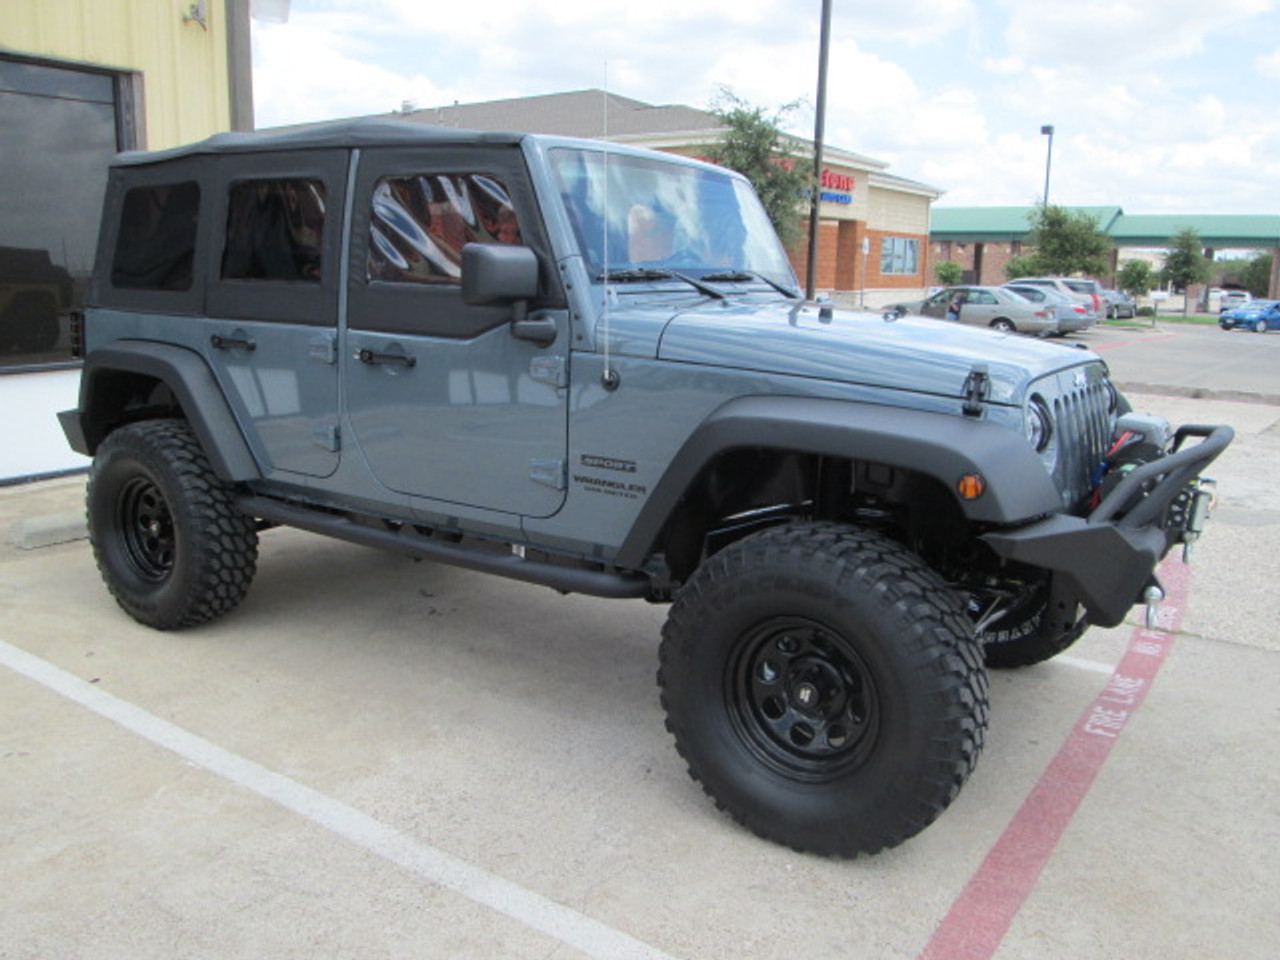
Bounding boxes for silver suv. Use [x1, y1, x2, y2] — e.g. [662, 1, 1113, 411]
[1009, 277, 1104, 326]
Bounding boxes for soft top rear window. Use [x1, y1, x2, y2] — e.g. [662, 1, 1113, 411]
[110, 181, 200, 290]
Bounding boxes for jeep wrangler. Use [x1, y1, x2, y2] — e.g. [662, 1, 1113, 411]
[60, 120, 1231, 857]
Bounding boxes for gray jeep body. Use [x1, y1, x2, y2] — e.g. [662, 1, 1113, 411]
[60, 120, 1230, 856]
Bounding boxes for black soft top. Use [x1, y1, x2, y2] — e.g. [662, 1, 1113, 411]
[113, 118, 528, 167]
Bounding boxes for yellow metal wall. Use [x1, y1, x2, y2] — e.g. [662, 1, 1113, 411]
[0, 0, 232, 148]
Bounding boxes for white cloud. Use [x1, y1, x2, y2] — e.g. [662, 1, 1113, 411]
[1257, 49, 1280, 77]
[250, 1, 1280, 213]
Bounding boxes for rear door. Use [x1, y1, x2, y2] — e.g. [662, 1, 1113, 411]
[202, 151, 348, 478]
[343, 145, 569, 517]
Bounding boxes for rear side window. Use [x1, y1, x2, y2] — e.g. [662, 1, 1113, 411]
[222, 178, 327, 282]
[110, 181, 200, 290]
[1063, 280, 1094, 294]
[367, 173, 522, 285]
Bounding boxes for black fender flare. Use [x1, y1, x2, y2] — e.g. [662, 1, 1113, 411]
[615, 395, 1061, 568]
[60, 340, 260, 481]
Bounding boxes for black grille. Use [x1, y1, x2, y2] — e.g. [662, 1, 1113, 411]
[1050, 378, 1113, 508]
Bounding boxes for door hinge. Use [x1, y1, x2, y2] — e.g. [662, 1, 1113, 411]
[529, 458, 566, 490]
[530, 355, 567, 389]
[309, 334, 338, 365]
[312, 422, 340, 452]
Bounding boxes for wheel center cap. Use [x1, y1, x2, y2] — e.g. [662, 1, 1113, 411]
[795, 681, 820, 708]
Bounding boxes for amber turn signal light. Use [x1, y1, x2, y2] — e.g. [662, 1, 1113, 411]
[957, 473, 987, 500]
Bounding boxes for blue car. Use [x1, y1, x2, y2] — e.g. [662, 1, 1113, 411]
[1219, 300, 1280, 333]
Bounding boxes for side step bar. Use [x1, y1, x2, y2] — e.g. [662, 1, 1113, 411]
[236, 494, 651, 600]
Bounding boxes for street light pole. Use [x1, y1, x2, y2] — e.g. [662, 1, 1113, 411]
[1040, 124, 1054, 206]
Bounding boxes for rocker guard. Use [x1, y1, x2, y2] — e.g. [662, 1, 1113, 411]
[982, 423, 1233, 627]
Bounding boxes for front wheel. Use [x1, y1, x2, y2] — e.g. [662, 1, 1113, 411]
[87, 420, 258, 629]
[658, 523, 988, 857]
[1255, 319, 1268, 333]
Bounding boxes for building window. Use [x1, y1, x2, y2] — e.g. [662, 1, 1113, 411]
[1, 55, 133, 368]
[880, 236, 920, 276]
[368, 173, 522, 285]
[112, 182, 201, 290]
[223, 179, 326, 282]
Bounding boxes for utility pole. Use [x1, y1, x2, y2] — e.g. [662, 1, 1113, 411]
[804, 0, 833, 300]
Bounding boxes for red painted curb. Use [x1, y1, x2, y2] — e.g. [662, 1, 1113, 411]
[917, 559, 1191, 960]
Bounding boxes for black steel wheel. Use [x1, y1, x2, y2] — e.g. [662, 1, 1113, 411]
[87, 420, 258, 629]
[729, 617, 880, 781]
[658, 522, 988, 857]
[115, 475, 178, 583]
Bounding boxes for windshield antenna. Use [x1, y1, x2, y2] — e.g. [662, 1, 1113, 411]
[600, 70, 619, 391]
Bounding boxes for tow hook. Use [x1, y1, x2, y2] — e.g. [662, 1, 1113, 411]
[1144, 583, 1165, 630]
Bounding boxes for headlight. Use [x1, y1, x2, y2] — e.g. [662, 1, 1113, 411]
[1025, 396, 1052, 452]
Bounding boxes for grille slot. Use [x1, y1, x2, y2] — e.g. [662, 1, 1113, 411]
[1050, 379, 1112, 507]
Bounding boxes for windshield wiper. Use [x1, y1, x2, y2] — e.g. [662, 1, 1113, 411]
[699, 270, 801, 299]
[600, 268, 726, 300]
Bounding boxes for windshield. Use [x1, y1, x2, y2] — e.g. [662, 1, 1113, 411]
[549, 147, 798, 291]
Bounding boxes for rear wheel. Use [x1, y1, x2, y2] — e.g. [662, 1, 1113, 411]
[87, 420, 258, 629]
[658, 523, 988, 856]
[990, 318, 1016, 333]
[1255, 319, 1268, 333]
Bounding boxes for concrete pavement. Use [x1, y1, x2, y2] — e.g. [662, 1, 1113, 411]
[1, 392, 1276, 960]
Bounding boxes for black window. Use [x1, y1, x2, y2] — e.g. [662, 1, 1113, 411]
[1, 55, 134, 367]
[222, 178, 326, 283]
[368, 173, 522, 286]
[110, 182, 200, 290]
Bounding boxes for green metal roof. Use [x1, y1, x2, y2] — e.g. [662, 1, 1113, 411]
[930, 206, 1280, 248]
[930, 206, 1122, 241]
[1111, 214, 1280, 247]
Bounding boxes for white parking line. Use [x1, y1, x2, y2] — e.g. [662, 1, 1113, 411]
[0, 639, 680, 960]
[1054, 655, 1117, 675]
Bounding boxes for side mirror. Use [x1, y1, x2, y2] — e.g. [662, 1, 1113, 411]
[462, 243, 538, 304]
[461, 244, 555, 346]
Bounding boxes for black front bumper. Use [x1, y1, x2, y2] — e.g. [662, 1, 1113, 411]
[983, 423, 1233, 627]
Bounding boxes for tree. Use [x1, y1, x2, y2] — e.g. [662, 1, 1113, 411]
[935, 260, 963, 285]
[705, 90, 811, 249]
[1019, 205, 1114, 277]
[1004, 255, 1041, 280]
[1235, 253, 1274, 298]
[1118, 259, 1155, 299]
[1159, 229, 1211, 314]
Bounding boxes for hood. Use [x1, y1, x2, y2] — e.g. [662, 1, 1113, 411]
[655, 299, 1099, 405]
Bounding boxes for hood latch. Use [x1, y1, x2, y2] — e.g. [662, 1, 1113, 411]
[962, 364, 989, 417]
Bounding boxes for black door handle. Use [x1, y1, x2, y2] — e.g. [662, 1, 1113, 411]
[211, 333, 256, 351]
[356, 347, 416, 368]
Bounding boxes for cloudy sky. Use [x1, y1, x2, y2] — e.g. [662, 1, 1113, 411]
[251, 0, 1280, 214]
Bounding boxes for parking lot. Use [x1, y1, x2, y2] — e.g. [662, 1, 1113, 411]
[2, 327, 1277, 959]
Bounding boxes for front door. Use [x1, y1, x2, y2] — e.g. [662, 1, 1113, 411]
[343, 146, 568, 517]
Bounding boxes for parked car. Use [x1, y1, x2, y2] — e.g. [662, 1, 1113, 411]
[1002, 283, 1092, 334]
[1099, 288, 1137, 319]
[1218, 290, 1252, 312]
[1010, 277, 1105, 323]
[886, 285, 1058, 336]
[1219, 300, 1280, 332]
